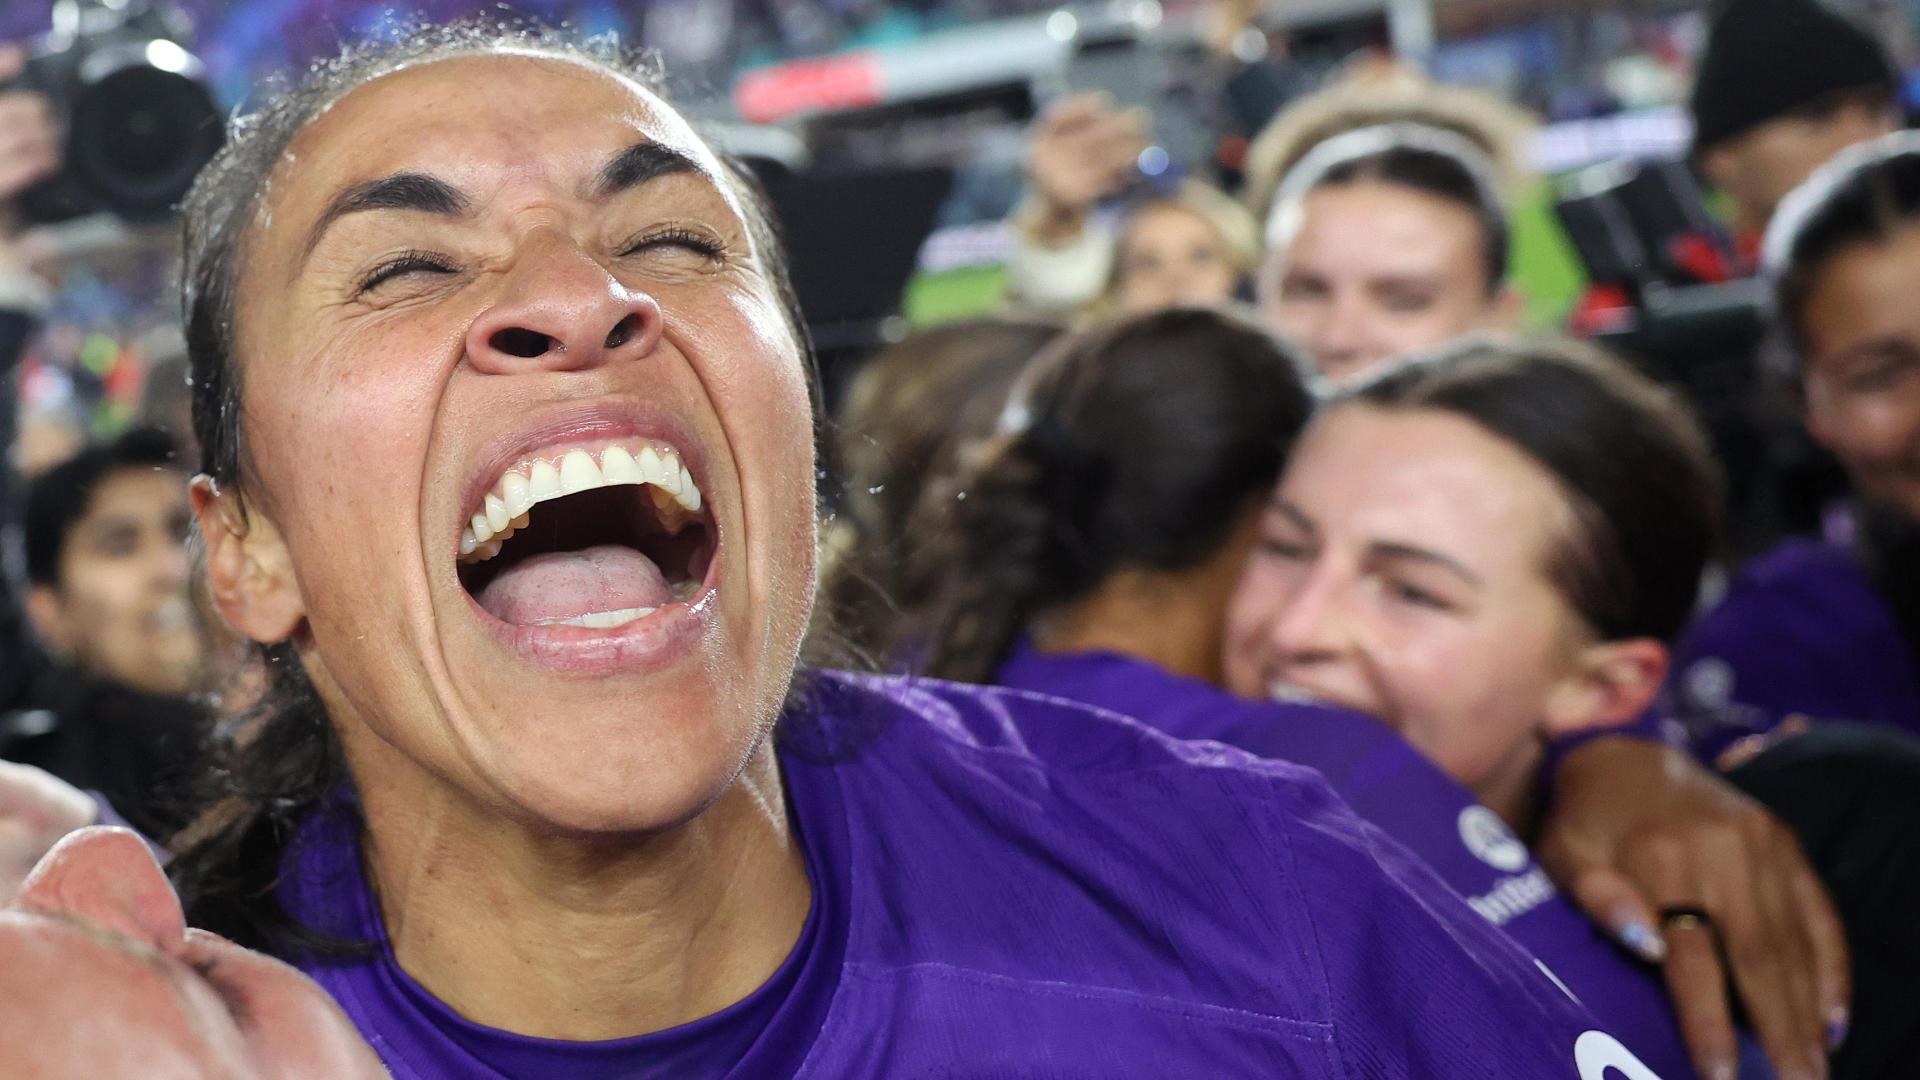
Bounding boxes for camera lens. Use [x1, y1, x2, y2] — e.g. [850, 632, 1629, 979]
[67, 62, 222, 221]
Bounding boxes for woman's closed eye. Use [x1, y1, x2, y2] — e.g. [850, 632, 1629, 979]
[356, 250, 458, 295]
[1376, 287, 1436, 314]
[616, 224, 727, 262]
[1258, 534, 1313, 561]
[1846, 352, 1916, 395]
[1383, 576, 1457, 611]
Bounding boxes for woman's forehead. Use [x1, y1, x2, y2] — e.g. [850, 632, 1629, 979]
[1296, 406, 1568, 545]
[268, 53, 719, 219]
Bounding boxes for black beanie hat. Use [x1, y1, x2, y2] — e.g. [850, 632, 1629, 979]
[1690, 0, 1897, 154]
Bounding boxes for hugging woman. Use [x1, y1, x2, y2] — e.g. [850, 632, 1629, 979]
[79, 20, 1655, 1080]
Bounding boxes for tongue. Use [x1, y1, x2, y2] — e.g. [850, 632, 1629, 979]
[477, 544, 672, 625]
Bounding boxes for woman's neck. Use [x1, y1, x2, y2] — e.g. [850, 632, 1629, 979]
[1032, 516, 1258, 683]
[1033, 567, 1225, 683]
[353, 741, 811, 1041]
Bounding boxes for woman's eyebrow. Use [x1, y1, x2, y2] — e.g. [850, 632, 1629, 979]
[1369, 541, 1483, 587]
[299, 172, 472, 267]
[1832, 337, 1915, 367]
[588, 139, 707, 199]
[1268, 499, 1317, 536]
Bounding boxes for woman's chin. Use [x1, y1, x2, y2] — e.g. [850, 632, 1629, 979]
[478, 748, 754, 838]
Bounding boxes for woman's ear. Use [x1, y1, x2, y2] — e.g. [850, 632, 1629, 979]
[22, 585, 72, 658]
[191, 475, 305, 645]
[1484, 284, 1527, 332]
[1542, 637, 1670, 738]
[1802, 379, 1842, 454]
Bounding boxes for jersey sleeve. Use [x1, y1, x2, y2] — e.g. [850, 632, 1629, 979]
[1255, 767, 1672, 1079]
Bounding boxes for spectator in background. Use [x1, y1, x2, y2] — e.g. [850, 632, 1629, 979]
[1690, 0, 1901, 250]
[1234, 73, 1534, 386]
[1257, 123, 1523, 385]
[1004, 92, 1255, 318]
[1100, 182, 1259, 316]
[7, 428, 205, 839]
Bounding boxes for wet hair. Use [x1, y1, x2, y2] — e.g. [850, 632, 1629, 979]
[1764, 130, 1920, 356]
[910, 307, 1315, 684]
[168, 21, 810, 952]
[1342, 338, 1722, 644]
[823, 317, 1065, 655]
[1267, 123, 1510, 295]
[24, 427, 181, 588]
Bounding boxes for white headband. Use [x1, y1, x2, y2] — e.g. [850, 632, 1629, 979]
[1760, 127, 1920, 279]
[1264, 122, 1505, 250]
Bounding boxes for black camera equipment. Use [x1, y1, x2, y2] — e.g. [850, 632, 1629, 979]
[1555, 158, 1827, 552]
[1555, 156, 1768, 373]
[5, 0, 222, 224]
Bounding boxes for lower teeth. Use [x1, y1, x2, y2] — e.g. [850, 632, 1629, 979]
[535, 606, 657, 629]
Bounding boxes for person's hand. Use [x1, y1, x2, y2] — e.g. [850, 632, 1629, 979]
[1204, 0, 1265, 61]
[0, 44, 59, 208]
[1540, 736, 1846, 1080]
[0, 760, 96, 903]
[1021, 92, 1148, 247]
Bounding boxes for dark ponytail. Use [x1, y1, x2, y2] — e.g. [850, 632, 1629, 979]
[908, 307, 1315, 684]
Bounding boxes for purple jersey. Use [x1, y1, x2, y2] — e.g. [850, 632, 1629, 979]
[280, 670, 1667, 1078]
[1670, 539, 1920, 761]
[997, 645, 1745, 1079]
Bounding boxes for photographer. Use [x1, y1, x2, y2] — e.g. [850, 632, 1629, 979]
[1691, 0, 1901, 252]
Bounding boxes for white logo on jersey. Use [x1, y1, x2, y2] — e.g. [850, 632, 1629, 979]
[1684, 657, 1736, 709]
[1573, 1030, 1664, 1079]
[1458, 805, 1529, 872]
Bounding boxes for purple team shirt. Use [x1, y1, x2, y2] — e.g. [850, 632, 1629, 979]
[1670, 539, 1920, 761]
[279, 670, 1670, 1078]
[997, 645, 1758, 1080]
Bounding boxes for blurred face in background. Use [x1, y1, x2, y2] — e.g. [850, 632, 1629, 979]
[1260, 181, 1516, 385]
[1796, 224, 1920, 523]
[28, 466, 201, 696]
[1701, 97, 1898, 236]
[1110, 202, 1243, 315]
[1220, 404, 1607, 823]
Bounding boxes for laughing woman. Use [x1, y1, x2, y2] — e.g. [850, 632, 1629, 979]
[159, 23, 1634, 1079]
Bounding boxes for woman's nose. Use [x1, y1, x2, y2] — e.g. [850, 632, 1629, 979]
[1271, 568, 1351, 664]
[463, 239, 664, 374]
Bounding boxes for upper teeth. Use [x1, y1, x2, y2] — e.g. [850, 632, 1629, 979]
[459, 441, 703, 562]
[1268, 679, 1325, 705]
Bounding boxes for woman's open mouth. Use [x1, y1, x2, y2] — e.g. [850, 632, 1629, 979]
[455, 438, 717, 633]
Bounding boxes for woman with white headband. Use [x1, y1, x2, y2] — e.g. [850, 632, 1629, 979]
[1257, 121, 1525, 386]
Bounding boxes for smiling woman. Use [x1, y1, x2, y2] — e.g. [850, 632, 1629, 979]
[156, 21, 1652, 1078]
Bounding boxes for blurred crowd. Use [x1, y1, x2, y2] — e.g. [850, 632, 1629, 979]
[5, 0, 1920, 1077]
